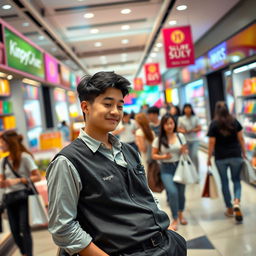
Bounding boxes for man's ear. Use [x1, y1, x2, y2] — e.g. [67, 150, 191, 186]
[81, 101, 90, 115]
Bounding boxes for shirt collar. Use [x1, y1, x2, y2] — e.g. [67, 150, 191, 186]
[78, 128, 122, 153]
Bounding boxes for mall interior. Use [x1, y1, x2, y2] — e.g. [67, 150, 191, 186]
[0, 0, 256, 255]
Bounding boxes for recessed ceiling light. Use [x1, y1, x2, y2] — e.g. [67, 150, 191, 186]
[94, 42, 102, 47]
[22, 22, 30, 27]
[121, 25, 130, 30]
[90, 28, 99, 34]
[38, 35, 44, 40]
[7, 75, 13, 80]
[2, 5, 12, 10]
[84, 13, 94, 19]
[177, 5, 187, 11]
[156, 43, 162, 48]
[121, 9, 131, 14]
[122, 39, 129, 44]
[169, 20, 177, 25]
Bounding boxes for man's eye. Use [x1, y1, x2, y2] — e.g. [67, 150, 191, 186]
[104, 103, 111, 107]
[118, 105, 123, 110]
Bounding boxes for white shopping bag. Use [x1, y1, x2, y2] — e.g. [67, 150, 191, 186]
[173, 154, 199, 184]
[29, 194, 48, 226]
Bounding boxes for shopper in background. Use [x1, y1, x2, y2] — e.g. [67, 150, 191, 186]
[147, 106, 161, 136]
[58, 120, 70, 142]
[135, 112, 155, 172]
[152, 114, 188, 231]
[169, 105, 181, 124]
[178, 103, 201, 172]
[207, 101, 246, 222]
[47, 71, 186, 256]
[112, 111, 138, 151]
[0, 130, 41, 256]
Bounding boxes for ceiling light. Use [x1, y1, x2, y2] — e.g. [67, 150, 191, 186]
[84, 13, 94, 19]
[122, 39, 129, 44]
[38, 35, 44, 40]
[7, 75, 13, 80]
[121, 9, 131, 14]
[156, 43, 162, 48]
[0, 72, 8, 78]
[22, 78, 41, 87]
[176, 5, 187, 11]
[90, 28, 99, 34]
[169, 20, 177, 25]
[2, 5, 12, 10]
[121, 25, 130, 30]
[94, 42, 102, 47]
[22, 22, 30, 27]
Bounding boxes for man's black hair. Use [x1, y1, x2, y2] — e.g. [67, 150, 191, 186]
[147, 106, 159, 115]
[77, 71, 131, 103]
[123, 112, 129, 116]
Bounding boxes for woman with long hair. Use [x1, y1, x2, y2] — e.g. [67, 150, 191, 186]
[207, 101, 246, 222]
[178, 103, 201, 172]
[152, 114, 188, 230]
[0, 130, 41, 256]
[135, 112, 154, 172]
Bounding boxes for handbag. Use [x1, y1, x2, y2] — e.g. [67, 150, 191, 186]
[240, 159, 256, 184]
[173, 154, 198, 184]
[147, 159, 164, 193]
[201, 170, 218, 199]
[2, 157, 36, 206]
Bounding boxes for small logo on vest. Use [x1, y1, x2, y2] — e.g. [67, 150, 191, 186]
[103, 175, 114, 181]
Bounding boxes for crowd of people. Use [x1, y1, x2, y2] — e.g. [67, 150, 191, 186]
[0, 71, 249, 256]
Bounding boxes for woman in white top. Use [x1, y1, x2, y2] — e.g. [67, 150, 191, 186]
[135, 112, 154, 172]
[178, 103, 201, 172]
[152, 114, 188, 231]
[0, 130, 41, 256]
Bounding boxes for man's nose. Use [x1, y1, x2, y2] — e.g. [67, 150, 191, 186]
[110, 105, 119, 115]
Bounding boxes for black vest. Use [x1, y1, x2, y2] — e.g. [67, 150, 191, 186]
[55, 138, 169, 254]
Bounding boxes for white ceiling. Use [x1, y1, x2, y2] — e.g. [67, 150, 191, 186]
[0, 0, 241, 80]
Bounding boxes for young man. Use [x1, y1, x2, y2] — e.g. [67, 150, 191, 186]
[46, 72, 186, 256]
[147, 106, 161, 136]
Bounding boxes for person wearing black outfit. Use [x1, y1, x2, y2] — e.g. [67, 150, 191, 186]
[46, 71, 186, 256]
[0, 131, 41, 256]
[207, 101, 246, 222]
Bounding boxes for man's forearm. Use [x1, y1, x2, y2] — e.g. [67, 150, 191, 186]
[79, 242, 109, 256]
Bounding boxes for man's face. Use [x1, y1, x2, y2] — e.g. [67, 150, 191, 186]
[83, 88, 124, 133]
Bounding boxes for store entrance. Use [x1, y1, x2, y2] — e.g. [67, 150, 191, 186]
[206, 70, 225, 119]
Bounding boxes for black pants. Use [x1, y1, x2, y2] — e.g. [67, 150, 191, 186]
[7, 198, 33, 256]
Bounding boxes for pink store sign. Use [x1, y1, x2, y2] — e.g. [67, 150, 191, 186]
[44, 53, 60, 84]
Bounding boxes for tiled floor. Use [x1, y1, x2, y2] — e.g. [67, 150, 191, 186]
[12, 152, 256, 256]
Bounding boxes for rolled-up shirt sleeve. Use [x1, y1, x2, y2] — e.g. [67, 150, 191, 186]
[46, 156, 92, 254]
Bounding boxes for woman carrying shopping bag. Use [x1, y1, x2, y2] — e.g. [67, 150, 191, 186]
[0, 130, 41, 256]
[152, 114, 188, 231]
[207, 101, 247, 222]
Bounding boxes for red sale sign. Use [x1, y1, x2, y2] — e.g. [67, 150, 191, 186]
[144, 63, 161, 85]
[162, 26, 195, 68]
[133, 77, 144, 91]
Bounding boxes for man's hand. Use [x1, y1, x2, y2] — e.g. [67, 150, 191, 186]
[79, 242, 109, 256]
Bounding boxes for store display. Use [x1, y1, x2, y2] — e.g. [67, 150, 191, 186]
[22, 84, 43, 148]
[233, 62, 256, 160]
[0, 79, 16, 131]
